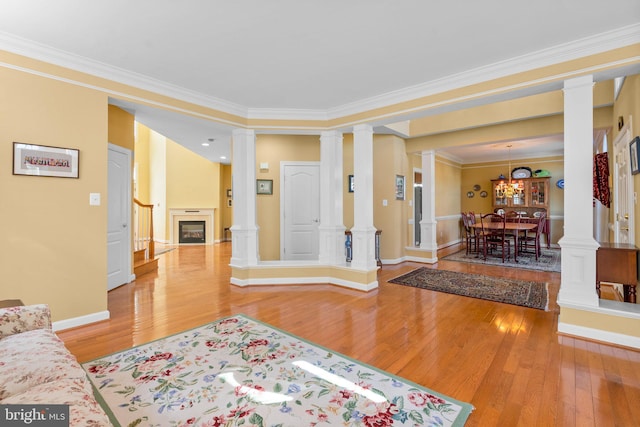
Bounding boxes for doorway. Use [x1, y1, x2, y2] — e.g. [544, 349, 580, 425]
[612, 121, 635, 244]
[281, 162, 320, 260]
[107, 144, 132, 290]
[414, 170, 422, 246]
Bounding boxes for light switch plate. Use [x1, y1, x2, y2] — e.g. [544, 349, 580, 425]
[89, 193, 101, 206]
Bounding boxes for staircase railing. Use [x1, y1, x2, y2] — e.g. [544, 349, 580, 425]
[133, 198, 155, 260]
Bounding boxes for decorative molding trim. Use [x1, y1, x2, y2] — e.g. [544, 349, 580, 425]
[230, 276, 378, 292]
[326, 24, 640, 120]
[0, 31, 248, 118]
[435, 151, 464, 165]
[404, 255, 438, 264]
[380, 257, 405, 265]
[52, 310, 110, 332]
[558, 322, 640, 349]
[1, 24, 638, 124]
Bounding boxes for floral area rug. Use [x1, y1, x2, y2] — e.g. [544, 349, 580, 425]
[389, 268, 548, 310]
[442, 248, 561, 272]
[82, 314, 473, 427]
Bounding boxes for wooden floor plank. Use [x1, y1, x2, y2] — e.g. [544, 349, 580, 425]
[57, 242, 640, 426]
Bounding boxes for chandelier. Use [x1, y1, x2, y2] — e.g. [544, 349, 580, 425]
[495, 145, 524, 199]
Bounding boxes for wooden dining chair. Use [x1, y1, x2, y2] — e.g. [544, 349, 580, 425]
[480, 213, 511, 262]
[519, 211, 546, 260]
[461, 212, 479, 254]
[504, 210, 522, 249]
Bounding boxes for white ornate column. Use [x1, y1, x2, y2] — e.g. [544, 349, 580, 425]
[230, 128, 259, 267]
[557, 75, 599, 307]
[420, 150, 438, 253]
[319, 130, 347, 265]
[350, 124, 378, 270]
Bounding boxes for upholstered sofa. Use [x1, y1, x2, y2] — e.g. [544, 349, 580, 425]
[0, 304, 112, 426]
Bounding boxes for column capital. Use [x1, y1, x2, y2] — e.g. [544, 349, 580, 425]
[563, 75, 595, 91]
[353, 123, 373, 134]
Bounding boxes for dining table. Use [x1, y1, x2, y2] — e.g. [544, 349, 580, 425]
[470, 221, 538, 262]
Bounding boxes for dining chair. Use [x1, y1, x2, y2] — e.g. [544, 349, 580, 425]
[519, 211, 546, 260]
[461, 212, 479, 254]
[480, 213, 511, 262]
[504, 210, 522, 249]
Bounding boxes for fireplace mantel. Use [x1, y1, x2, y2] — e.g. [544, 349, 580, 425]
[169, 209, 214, 245]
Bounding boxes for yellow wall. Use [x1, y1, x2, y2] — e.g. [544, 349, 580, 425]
[255, 134, 321, 260]
[134, 123, 151, 202]
[343, 134, 354, 228]
[435, 157, 463, 246]
[108, 105, 134, 151]
[372, 135, 410, 260]
[221, 165, 233, 240]
[0, 66, 108, 322]
[166, 140, 220, 240]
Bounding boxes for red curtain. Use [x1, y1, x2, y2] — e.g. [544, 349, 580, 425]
[593, 152, 610, 208]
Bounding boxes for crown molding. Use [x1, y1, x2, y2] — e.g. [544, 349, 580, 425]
[326, 23, 640, 120]
[0, 24, 638, 124]
[247, 107, 328, 121]
[0, 31, 249, 118]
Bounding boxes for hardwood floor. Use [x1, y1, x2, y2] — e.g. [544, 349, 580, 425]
[58, 243, 640, 426]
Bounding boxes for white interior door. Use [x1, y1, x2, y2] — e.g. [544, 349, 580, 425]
[107, 144, 132, 290]
[281, 163, 320, 260]
[613, 122, 634, 244]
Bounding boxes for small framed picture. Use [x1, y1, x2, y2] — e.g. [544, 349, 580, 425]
[348, 175, 354, 193]
[256, 179, 273, 195]
[630, 136, 640, 175]
[13, 142, 79, 178]
[226, 189, 232, 197]
[227, 199, 232, 207]
[395, 175, 405, 200]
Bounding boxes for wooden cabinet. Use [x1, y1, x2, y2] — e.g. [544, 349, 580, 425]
[491, 177, 550, 217]
[596, 243, 639, 303]
[490, 177, 551, 247]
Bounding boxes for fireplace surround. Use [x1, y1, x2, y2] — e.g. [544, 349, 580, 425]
[169, 209, 214, 244]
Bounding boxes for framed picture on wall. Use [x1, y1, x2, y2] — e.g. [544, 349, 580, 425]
[348, 175, 354, 193]
[256, 179, 273, 195]
[630, 136, 640, 175]
[395, 175, 405, 200]
[13, 142, 79, 178]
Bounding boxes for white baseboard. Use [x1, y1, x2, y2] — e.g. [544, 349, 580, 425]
[230, 276, 378, 292]
[558, 321, 640, 349]
[52, 310, 110, 332]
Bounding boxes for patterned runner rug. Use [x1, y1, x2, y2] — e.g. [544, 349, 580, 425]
[83, 314, 473, 426]
[442, 248, 561, 272]
[389, 268, 548, 310]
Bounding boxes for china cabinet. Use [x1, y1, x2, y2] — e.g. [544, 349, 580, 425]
[490, 177, 551, 247]
[491, 177, 550, 214]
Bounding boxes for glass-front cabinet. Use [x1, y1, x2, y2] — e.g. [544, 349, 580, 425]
[491, 177, 549, 214]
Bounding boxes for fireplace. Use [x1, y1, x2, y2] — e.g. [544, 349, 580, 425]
[179, 221, 206, 244]
[169, 208, 214, 245]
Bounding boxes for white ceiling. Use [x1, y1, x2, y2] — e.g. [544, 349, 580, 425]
[1, 1, 638, 164]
